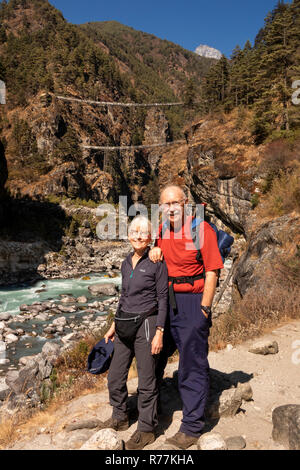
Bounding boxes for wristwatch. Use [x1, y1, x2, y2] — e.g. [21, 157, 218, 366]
[156, 327, 164, 333]
[201, 305, 212, 316]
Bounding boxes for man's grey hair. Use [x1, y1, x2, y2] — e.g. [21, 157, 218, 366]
[159, 184, 188, 203]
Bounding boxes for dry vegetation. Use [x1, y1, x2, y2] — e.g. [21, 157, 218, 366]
[210, 238, 300, 351]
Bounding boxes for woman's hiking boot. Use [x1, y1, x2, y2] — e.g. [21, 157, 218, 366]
[99, 416, 129, 431]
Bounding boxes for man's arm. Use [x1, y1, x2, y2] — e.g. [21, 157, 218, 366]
[201, 270, 218, 309]
[199, 222, 224, 316]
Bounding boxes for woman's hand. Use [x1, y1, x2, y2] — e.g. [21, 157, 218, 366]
[104, 322, 116, 343]
[151, 330, 163, 355]
[149, 247, 164, 263]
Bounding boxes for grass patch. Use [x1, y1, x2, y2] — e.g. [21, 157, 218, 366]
[257, 166, 300, 218]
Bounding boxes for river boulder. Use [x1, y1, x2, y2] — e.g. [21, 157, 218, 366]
[88, 283, 118, 297]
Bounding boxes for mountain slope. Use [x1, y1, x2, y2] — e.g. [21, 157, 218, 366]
[0, 0, 215, 201]
[80, 21, 215, 101]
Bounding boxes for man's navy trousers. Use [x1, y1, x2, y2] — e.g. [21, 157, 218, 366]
[165, 292, 211, 437]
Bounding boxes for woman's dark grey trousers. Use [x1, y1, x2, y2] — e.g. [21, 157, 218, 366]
[107, 314, 158, 432]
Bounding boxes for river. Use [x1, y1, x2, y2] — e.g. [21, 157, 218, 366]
[0, 273, 121, 373]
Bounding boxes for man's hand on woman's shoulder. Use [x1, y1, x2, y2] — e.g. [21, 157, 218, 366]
[149, 247, 164, 263]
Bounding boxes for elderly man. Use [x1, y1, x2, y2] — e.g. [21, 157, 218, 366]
[150, 185, 223, 449]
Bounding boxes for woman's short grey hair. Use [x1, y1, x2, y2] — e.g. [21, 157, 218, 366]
[128, 215, 152, 236]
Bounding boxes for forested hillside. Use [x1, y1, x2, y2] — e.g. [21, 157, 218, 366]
[201, 0, 300, 143]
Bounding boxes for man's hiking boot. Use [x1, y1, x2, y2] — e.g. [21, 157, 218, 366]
[99, 416, 129, 431]
[125, 429, 155, 450]
[165, 431, 198, 449]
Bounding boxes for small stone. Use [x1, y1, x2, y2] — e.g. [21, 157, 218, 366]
[226, 344, 233, 351]
[198, 432, 227, 450]
[43, 326, 56, 334]
[0, 313, 12, 321]
[57, 305, 77, 313]
[77, 296, 87, 303]
[5, 333, 19, 344]
[248, 340, 279, 355]
[61, 333, 76, 344]
[225, 435, 246, 450]
[60, 296, 76, 304]
[35, 313, 49, 321]
[53, 317, 67, 327]
[19, 304, 29, 312]
[235, 382, 253, 402]
[80, 428, 123, 450]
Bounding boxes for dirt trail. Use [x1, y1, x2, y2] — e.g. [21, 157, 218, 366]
[9, 320, 300, 450]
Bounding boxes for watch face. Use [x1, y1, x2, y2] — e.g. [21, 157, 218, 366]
[201, 306, 211, 314]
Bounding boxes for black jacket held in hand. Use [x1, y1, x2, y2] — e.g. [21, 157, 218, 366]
[117, 248, 168, 328]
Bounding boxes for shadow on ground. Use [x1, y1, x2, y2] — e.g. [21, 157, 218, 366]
[125, 367, 254, 436]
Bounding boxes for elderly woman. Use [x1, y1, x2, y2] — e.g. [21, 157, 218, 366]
[103, 215, 168, 450]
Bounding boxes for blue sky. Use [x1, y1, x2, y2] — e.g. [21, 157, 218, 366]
[50, 0, 291, 57]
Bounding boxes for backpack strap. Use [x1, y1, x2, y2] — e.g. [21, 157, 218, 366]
[190, 217, 205, 268]
[158, 220, 169, 240]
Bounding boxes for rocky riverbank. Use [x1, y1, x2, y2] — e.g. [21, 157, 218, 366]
[0, 282, 120, 414]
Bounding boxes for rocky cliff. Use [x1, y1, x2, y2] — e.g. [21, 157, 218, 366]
[158, 111, 259, 234]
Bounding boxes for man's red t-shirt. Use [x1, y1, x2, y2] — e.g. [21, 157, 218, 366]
[156, 216, 224, 293]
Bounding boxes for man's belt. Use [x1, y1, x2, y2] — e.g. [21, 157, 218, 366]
[168, 273, 205, 313]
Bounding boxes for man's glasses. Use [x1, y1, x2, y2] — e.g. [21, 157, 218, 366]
[159, 200, 184, 212]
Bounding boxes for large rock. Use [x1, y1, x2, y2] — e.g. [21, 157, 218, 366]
[37, 358, 53, 381]
[0, 377, 10, 400]
[80, 428, 123, 450]
[41, 342, 61, 358]
[88, 283, 118, 297]
[206, 388, 243, 419]
[6, 361, 39, 395]
[248, 340, 279, 355]
[197, 432, 227, 450]
[272, 405, 300, 450]
[289, 408, 300, 451]
[41, 342, 61, 365]
[206, 369, 253, 419]
[234, 215, 300, 297]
